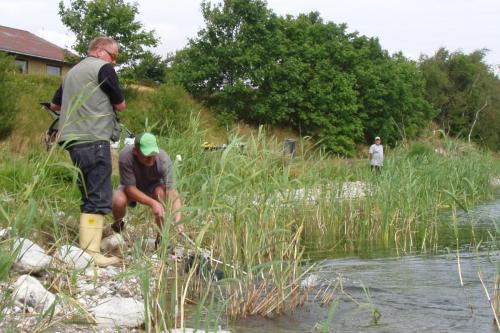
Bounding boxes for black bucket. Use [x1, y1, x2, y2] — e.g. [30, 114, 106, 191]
[284, 138, 296, 157]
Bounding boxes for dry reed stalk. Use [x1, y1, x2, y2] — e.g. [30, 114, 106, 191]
[264, 283, 301, 316]
[319, 281, 340, 306]
[478, 272, 500, 331]
[456, 250, 464, 286]
[454, 248, 474, 315]
[250, 286, 278, 315]
[298, 286, 312, 306]
[494, 274, 500, 324]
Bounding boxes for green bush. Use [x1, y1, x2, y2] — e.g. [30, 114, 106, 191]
[407, 141, 435, 158]
[0, 52, 20, 140]
[124, 84, 201, 136]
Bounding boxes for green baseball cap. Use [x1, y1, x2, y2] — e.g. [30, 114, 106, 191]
[135, 132, 159, 156]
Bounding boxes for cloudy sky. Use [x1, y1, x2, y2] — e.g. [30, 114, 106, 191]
[1, 0, 499, 67]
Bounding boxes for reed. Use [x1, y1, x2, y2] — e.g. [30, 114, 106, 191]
[1, 90, 500, 330]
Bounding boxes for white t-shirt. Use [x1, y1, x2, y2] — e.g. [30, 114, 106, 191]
[369, 144, 384, 166]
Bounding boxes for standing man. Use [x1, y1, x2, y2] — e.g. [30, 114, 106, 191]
[111, 133, 183, 245]
[50, 36, 126, 266]
[369, 136, 384, 173]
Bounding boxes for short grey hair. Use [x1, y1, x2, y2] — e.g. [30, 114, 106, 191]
[88, 37, 118, 53]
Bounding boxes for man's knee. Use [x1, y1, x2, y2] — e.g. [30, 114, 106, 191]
[112, 189, 128, 208]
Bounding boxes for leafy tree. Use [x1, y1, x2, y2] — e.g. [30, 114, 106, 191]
[362, 53, 434, 144]
[419, 48, 500, 149]
[170, 0, 433, 154]
[58, 0, 158, 66]
[121, 51, 168, 84]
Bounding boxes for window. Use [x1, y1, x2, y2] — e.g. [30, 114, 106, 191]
[46, 65, 61, 76]
[15, 59, 27, 73]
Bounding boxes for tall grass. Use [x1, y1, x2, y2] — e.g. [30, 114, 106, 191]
[301, 139, 499, 256]
[1, 82, 500, 330]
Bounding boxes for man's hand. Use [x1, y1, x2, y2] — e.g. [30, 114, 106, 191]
[150, 200, 165, 219]
[50, 103, 61, 112]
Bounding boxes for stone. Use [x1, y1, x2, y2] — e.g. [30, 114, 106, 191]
[0, 226, 11, 240]
[338, 181, 371, 199]
[300, 274, 320, 289]
[58, 245, 94, 270]
[98, 265, 121, 278]
[101, 234, 125, 256]
[12, 275, 57, 313]
[12, 238, 52, 274]
[91, 296, 145, 328]
[143, 237, 157, 253]
[490, 177, 500, 187]
[76, 280, 97, 294]
[170, 328, 231, 333]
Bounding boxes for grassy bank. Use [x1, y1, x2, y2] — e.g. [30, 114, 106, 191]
[2, 74, 500, 330]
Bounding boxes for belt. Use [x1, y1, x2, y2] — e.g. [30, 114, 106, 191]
[62, 140, 109, 150]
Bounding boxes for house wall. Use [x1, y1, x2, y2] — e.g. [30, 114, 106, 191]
[14, 54, 72, 76]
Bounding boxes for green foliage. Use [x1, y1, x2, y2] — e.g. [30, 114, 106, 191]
[0, 52, 20, 140]
[58, 0, 158, 67]
[419, 48, 500, 149]
[0, 249, 13, 281]
[357, 52, 435, 145]
[407, 141, 435, 158]
[169, 0, 433, 155]
[121, 84, 202, 137]
[120, 51, 168, 84]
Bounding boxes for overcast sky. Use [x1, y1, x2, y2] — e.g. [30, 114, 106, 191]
[1, 0, 499, 68]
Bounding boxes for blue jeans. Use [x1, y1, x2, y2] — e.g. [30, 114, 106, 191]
[68, 141, 112, 214]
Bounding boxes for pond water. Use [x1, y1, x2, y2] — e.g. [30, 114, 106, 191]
[233, 199, 500, 332]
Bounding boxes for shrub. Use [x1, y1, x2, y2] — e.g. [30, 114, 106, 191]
[407, 141, 435, 158]
[124, 84, 202, 136]
[0, 52, 20, 140]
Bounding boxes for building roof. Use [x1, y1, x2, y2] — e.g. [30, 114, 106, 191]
[0, 25, 73, 63]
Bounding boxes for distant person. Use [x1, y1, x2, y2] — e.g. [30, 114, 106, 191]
[369, 136, 384, 172]
[111, 133, 183, 245]
[50, 36, 126, 266]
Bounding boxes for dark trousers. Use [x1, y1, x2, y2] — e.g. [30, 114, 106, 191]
[68, 141, 112, 214]
[371, 165, 382, 174]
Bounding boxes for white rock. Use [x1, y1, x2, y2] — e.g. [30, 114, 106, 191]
[98, 266, 121, 278]
[91, 297, 144, 328]
[58, 245, 94, 270]
[490, 177, 500, 187]
[12, 275, 57, 313]
[170, 328, 231, 333]
[338, 181, 371, 199]
[300, 274, 320, 289]
[96, 286, 112, 296]
[0, 227, 11, 240]
[101, 234, 125, 255]
[82, 266, 121, 279]
[12, 238, 52, 274]
[85, 267, 99, 278]
[77, 280, 96, 294]
[142, 237, 157, 253]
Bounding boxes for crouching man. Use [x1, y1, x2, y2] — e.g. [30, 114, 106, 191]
[111, 132, 183, 243]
